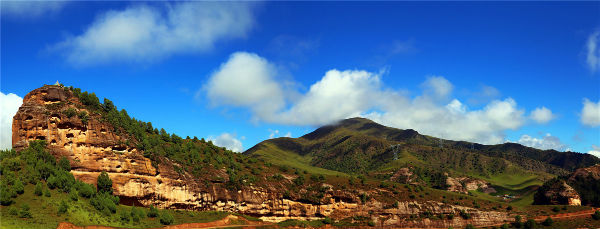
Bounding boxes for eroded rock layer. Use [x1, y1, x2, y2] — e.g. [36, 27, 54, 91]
[12, 85, 513, 227]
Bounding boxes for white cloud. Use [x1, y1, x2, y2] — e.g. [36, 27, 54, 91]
[203, 52, 535, 144]
[516, 133, 567, 151]
[530, 106, 556, 124]
[209, 133, 243, 153]
[581, 98, 600, 127]
[284, 132, 292, 138]
[587, 31, 600, 73]
[421, 76, 453, 99]
[588, 145, 600, 158]
[0, 92, 23, 150]
[268, 129, 279, 139]
[52, 2, 255, 65]
[1, 1, 67, 18]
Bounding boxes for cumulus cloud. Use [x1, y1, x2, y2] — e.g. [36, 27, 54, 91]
[587, 31, 600, 73]
[1, 0, 67, 18]
[516, 133, 567, 151]
[581, 98, 600, 127]
[530, 106, 556, 124]
[203, 52, 535, 144]
[52, 2, 255, 65]
[588, 145, 600, 158]
[209, 133, 243, 152]
[0, 92, 23, 150]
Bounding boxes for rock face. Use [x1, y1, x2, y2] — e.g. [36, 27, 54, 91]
[534, 180, 582, 206]
[12, 85, 514, 228]
[446, 176, 496, 194]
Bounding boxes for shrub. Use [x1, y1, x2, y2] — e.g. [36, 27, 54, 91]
[148, 205, 159, 218]
[542, 217, 553, 226]
[69, 189, 78, 201]
[58, 200, 68, 215]
[90, 192, 118, 215]
[293, 175, 305, 186]
[34, 182, 43, 196]
[120, 210, 130, 223]
[160, 212, 174, 225]
[44, 187, 51, 197]
[501, 223, 510, 229]
[593, 210, 600, 220]
[59, 156, 71, 171]
[459, 210, 471, 220]
[97, 171, 112, 194]
[14, 179, 24, 194]
[18, 204, 32, 218]
[514, 215, 522, 228]
[78, 111, 89, 125]
[524, 219, 535, 229]
[323, 217, 333, 224]
[77, 182, 95, 198]
[367, 221, 375, 227]
[465, 224, 475, 229]
[63, 108, 77, 118]
[552, 206, 560, 212]
[131, 207, 144, 222]
[0, 186, 14, 205]
[8, 206, 18, 216]
[506, 206, 513, 211]
[446, 214, 454, 220]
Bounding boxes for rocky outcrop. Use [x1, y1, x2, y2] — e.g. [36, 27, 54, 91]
[446, 176, 496, 194]
[534, 180, 581, 206]
[12, 85, 514, 228]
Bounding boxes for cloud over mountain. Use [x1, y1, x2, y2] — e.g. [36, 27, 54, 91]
[202, 52, 548, 144]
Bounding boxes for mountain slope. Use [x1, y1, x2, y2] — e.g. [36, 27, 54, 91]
[245, 117, 599, 192]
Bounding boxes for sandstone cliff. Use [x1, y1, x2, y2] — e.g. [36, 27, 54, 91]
[12, 85, 514, 227]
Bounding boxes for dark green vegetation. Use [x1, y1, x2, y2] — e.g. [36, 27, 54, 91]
[0, 141, 232, 228]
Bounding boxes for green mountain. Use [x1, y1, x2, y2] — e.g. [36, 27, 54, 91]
[246, 117, 600, 196]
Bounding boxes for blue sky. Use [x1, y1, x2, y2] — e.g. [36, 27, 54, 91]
[1, 1, 599, 156]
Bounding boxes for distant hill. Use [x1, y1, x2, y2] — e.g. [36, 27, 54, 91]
[245, 117, 599, 195]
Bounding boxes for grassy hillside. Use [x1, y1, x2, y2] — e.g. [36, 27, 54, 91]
[245, 117, 596, 205]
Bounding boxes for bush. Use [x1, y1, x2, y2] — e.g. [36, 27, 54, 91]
[59, 156, 71, 171]
[44, 187, 51, 197]
[34, 182, 43, 196]
[69, 189, 78, 201]
[97, 171, 112, 194]
[78, 111, 89, 125]
[514, 215, 522, 228]
[77, 182, 95, 198]
[542, 217, 553, 226]
[148, 205, 159, 218]
[58, 200, 68, 215]
[593, 210, 600, 220]
[0, 186, 14, 206]
[465, 224, 475, 229]
[18, 204, 32, 218]
[506, 206, 513, 211]
[524, 219, 535, 229]
[63, 108, 77, 118]
[501, 223, 509, 229]
[552, 206, 560, 212]
[323, 217, 333, 224]
[120, 210, 130, 223]
[131, 207, 144, 222]
[459, 210, 471, 220]
[160, 212, 174, 225]
[90, 192, 118, 215]
[8, 206, 18, 216]
[14, 179, 24, 195]
[367, 221, 375, 227]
